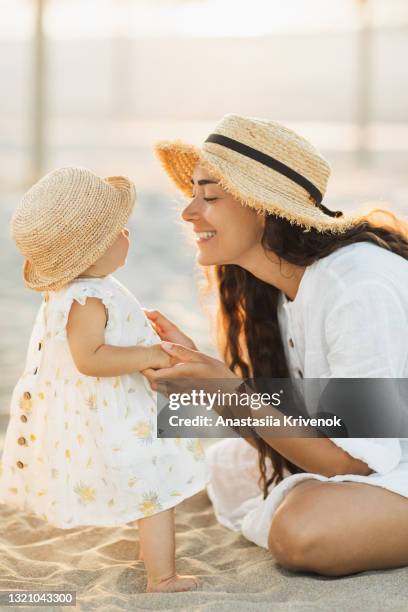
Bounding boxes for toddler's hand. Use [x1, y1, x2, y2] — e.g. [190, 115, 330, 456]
[145, 343, 179, 370]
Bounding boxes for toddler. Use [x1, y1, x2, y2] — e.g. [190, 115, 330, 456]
[0, 167, 209, 593]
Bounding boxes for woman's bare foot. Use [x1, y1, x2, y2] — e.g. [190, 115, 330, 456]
[146, 574, 199, 593]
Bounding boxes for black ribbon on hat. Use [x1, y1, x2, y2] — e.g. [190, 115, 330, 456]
[205, 133, 343, 218]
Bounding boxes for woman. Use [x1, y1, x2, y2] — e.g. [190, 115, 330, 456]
[144, 114, 408, 577]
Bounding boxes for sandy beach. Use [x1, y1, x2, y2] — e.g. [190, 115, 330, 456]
[1, 488, 408, 611]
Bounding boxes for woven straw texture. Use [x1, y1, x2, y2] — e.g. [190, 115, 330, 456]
[155, 114, 366, 234]
[11, 166, 136, 291]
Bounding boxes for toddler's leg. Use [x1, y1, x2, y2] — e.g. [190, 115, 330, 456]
[138, 507, 199, 593]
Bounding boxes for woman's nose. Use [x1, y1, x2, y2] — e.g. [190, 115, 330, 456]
[181, 198, 201, 223]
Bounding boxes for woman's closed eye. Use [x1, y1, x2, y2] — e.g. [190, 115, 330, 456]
[204, 197, 218, 202]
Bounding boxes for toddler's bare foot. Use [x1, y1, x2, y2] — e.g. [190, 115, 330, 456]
[146, 573, 199, 593]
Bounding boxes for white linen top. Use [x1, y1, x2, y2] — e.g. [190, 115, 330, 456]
[206, 241, 408, 549]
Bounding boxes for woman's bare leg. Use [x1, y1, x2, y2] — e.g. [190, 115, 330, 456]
[138, 507, 199, 592]
[268, 479, 408, 576]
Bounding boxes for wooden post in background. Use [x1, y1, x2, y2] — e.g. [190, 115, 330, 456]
[31, 0, 46, 182]
[356, 0, 372, 163]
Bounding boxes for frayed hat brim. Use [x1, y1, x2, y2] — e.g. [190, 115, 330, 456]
[154, 140, 365, 235]
[17, 169, 136, 292]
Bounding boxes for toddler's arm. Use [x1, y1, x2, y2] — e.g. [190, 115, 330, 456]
[66, 297, 173, 377]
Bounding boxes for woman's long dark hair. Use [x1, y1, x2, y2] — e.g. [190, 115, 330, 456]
[203, 207, 408, 498]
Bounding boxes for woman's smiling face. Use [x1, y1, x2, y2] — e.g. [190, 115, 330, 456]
[182, 163, 265, 266]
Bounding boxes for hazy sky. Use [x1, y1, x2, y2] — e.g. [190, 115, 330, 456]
[1, 0, 407, 39]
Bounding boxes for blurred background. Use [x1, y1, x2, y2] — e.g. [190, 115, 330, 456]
[1, 0, 408, 428]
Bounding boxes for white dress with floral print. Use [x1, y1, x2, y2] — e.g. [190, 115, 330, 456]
[0, 275, 209, 528]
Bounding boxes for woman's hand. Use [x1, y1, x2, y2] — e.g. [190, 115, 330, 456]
[142, 342, 239, 391]
[143, 309, 198, 350]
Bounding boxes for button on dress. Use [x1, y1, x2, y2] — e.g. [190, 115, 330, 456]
[206, 242, 408, 549]
[0, 275, 209, 528]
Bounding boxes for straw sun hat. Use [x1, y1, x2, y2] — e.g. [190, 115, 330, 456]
[155, 114, 366, 234]
[11, 166, 136, 291]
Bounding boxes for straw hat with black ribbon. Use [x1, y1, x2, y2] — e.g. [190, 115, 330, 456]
[11, 166, 136, 292]
[155, 114, 370, 234]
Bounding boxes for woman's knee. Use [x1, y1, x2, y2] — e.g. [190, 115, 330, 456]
[268, 503, 319, 571]
[267, 496, 347, 576]
[267, 480, 341, 574]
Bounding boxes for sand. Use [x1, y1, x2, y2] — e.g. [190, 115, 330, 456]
[0, 489, 407, 611]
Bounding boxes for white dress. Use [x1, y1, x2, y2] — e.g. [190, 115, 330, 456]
[0, 275, 209, 528]
[206, 242, 408, 549]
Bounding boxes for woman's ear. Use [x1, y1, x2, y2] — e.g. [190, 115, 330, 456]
[256, 211, 266, 236]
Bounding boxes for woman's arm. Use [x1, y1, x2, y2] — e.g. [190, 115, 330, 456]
[247, 436, 374, 477]
[144, 342, 374, 478]
[66, 298, 174, 377]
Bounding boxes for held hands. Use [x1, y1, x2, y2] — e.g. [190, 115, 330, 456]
[142, 342, 238, 391]
[145, 343, 180, 370]
[142, 309, 238, 391]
